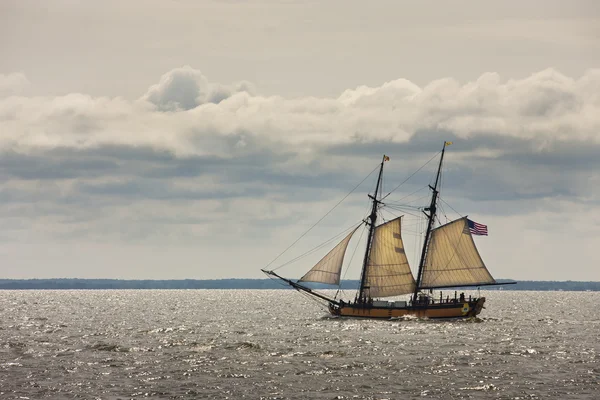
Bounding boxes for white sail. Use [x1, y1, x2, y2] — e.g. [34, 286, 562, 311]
[420, 217, 496, 289]
[299, 226, 360, 285]
[364, 217, 416, 297]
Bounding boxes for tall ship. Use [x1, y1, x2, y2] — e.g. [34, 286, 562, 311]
[263, 142, 514, 319]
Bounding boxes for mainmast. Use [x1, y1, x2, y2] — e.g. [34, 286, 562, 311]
[413, 141, 450, 301]
[357, 154, 387, 302]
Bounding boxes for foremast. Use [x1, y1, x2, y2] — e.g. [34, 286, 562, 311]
[356, 154, 388, 303]
[413, 141, 450, 302]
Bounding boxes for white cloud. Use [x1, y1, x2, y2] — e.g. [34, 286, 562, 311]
[2, 67, 599, 155]
[0, 66, 599, 280]
[0, 72, 30, 96]
[141, 65, 254, 111]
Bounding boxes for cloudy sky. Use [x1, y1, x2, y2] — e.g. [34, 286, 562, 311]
[1, 0, 599, 281]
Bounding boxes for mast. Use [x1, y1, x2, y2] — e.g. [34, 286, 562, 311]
[413, 141, 449, 301]
[357, 154, 387, 302]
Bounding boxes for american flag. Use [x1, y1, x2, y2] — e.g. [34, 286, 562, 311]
[467, 218, 488, 236]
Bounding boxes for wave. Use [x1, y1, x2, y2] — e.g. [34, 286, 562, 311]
[86, 342, 130, 352]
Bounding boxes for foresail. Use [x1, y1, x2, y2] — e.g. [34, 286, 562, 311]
[364, 217, 416, 297]
[420, 217, 496, 289]
[298, 226, 360, 285]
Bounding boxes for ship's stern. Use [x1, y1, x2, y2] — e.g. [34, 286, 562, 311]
[468, 297, 486, 317]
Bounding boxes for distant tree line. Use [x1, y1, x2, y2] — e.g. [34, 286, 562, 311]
[0, 278, 599, 291]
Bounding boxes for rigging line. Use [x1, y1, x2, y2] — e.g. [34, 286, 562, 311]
[385, 204, 424, 212]
[385, 185, 429, 205]
[403, 232, 428, 238]
[396, 210, 419, 217]
[335, 193, 377, 297]
[381, 150, 442, 201]
[386, 208, 422, 215]
[386, 206, 422, 214]
[384, 207, 421, 218]
[381, 208, 400, 220]
[412, 212, 426, 270]
[272, 221, 363, 271]
[438, 163, 446, 223]
[381, 209, 410, 225]
[385, 202, 423, 208]
[264, 272, 297, 290]
[435, 214, 444, 226]
[298, 289, 330, 312]
[441, 205, 451, 225]
[403, 193, 431, 205]
[440, 197, 463, 219]
[385, 206, 425, 215]
[385, 203, 423, 210]
[437, 202, 449, 224]
[400, 222, 426, 230]
[264, 163, 381, 270]
[335, 222, 367, 300]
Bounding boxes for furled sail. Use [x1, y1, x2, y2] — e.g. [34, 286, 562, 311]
[420, 217, 496, 289]
[298, 226, 360, 285]
[364, 217, 416, 297]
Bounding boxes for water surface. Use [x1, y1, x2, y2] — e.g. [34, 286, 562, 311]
[0, 290, 598, 399]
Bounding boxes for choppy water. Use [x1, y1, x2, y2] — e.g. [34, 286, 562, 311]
[0, 290, 598, 399]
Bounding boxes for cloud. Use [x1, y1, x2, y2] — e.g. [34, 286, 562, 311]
[0, 66, 599, 279]
[141, 65, 254, 111]
[0, 72, 30, 96]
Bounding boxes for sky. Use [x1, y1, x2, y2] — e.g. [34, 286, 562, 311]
[1, 0, 599, 281]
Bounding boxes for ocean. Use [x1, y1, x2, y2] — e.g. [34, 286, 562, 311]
[0, 290, 598, 399]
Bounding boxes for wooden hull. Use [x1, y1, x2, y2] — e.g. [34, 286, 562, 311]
[329, 297, 486, 319]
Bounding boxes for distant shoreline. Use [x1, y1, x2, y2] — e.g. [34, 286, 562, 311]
[0, 278, 599, 291]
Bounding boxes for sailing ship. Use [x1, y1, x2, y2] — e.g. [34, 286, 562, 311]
[262, 142, 514, 319]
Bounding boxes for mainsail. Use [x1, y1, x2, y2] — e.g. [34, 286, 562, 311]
[298, 226, 360, 285]
[364, 217, 416, 297]
[420, 217, 496, 289]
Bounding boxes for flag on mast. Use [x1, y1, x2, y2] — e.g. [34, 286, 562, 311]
[467, 219, 488, 236]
